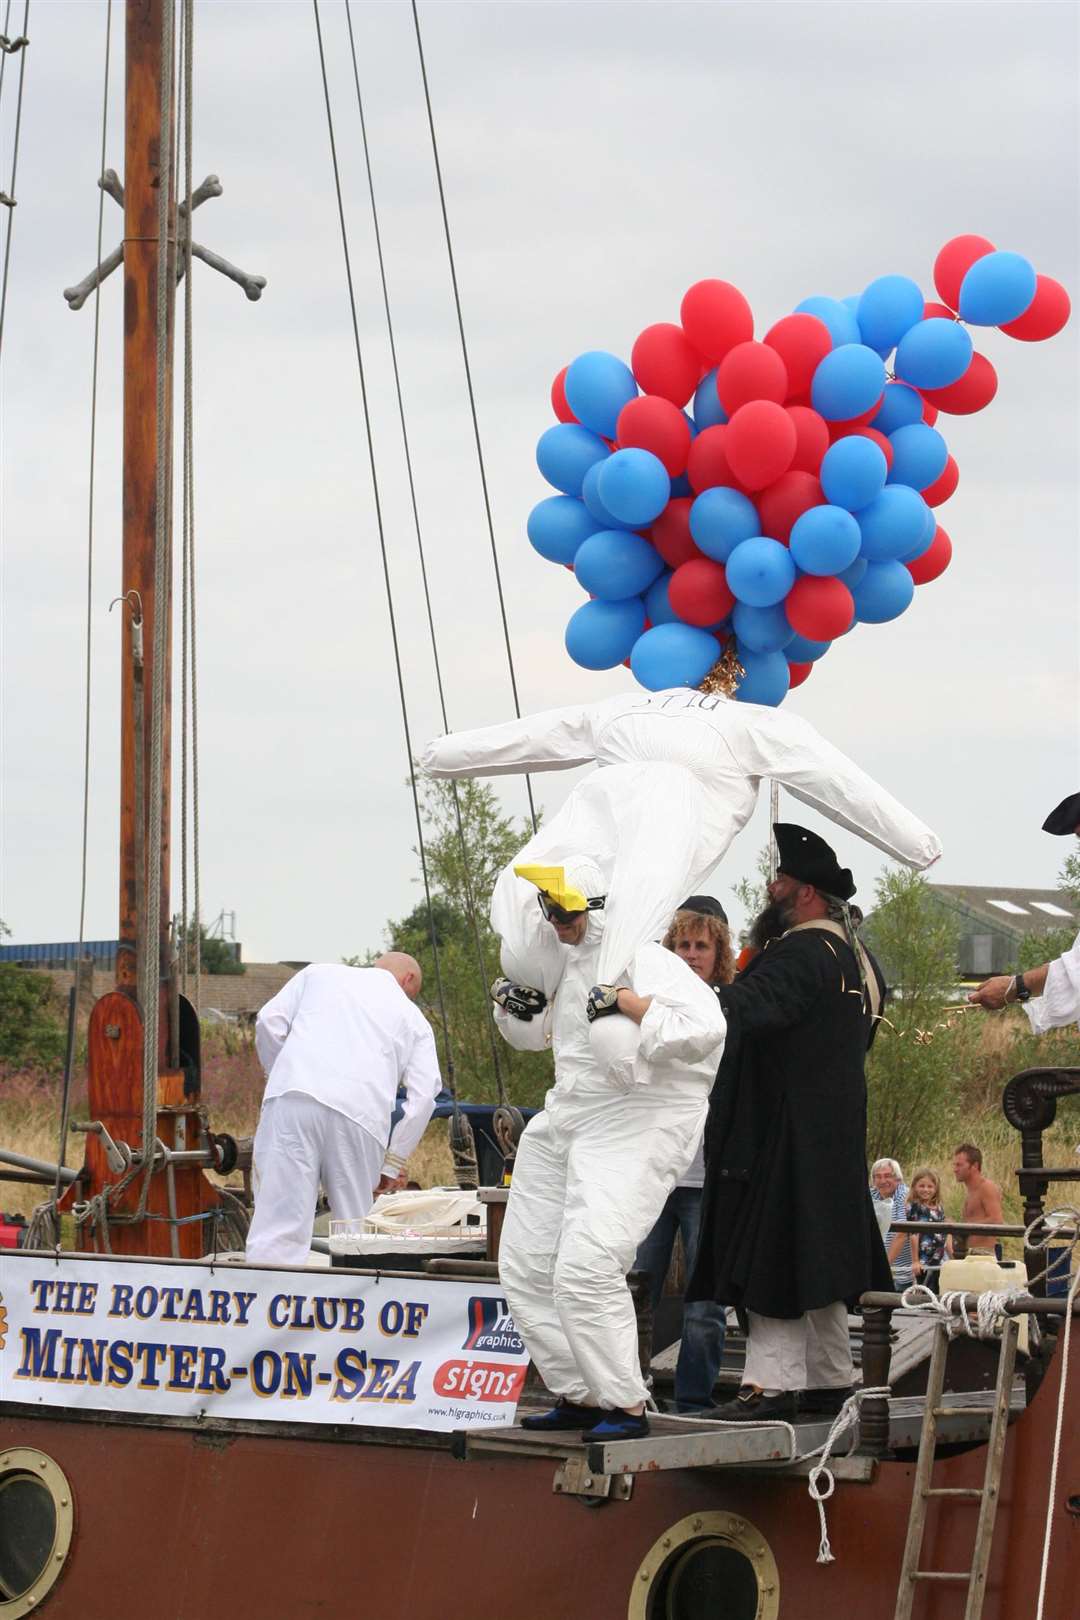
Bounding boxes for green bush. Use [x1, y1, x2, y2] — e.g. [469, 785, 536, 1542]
[0, 966, 67, 1071]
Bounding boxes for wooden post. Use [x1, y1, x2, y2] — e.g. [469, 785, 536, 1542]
[859, 1303, 894, 1456]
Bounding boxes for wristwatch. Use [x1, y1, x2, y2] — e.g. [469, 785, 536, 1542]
[1012, 973, 1032, 1003]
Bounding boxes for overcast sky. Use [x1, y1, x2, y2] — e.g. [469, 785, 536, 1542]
[1, 0, 1077, 970]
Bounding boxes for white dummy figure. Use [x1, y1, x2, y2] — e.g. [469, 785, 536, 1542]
[488, 854, 727, 1441]
[423, 685, 942, 987]
[246, 955, 441, 1267]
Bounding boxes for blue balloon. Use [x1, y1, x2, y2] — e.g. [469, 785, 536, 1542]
[725, 536, 797, 607]
[669, 473, 693, 498]
[820, 436, 888, 511]
[856, 275, 925, 354]
[841, 293, 861, 314]
[597, 448, 671, 527]
[837, 556, 868, 590]
[894, 318, 972, 389]
[644, 570, 679, 625]
[565, 597, 646, 670]
[575, 529, 664, 600]
[581, 461, 635, 529]
[564, 350, 638, 438]
[794, 296, 859, 348]
[870, 382, 925, 435]
[786, 631, 831, 662]
[789, 505, 862, 577]
[689, 487, 760, 562]
[692, 368, 727, 430]
[527, 495, 600, 564]
[732, 602, 795, 653]
[851, 559, 915, 624]
[630, 622, 720, 692]
[536, 423, 610, 496]
[811, 344, 887, 421]
[734, 647, 791, 707]
[958, 250, 1037, 327]
[857, 486, 930, 561]
[887, 423, 948, 492]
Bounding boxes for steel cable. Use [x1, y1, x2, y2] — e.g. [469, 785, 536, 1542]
[0, 0, 30, 360]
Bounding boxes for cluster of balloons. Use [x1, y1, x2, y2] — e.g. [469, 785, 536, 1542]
[527, 234, 1070, 706]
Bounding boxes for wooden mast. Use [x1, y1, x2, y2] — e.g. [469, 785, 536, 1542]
[60, 0, 223, 1257]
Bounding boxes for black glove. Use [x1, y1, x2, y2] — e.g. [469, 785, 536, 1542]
[586, 984, 620, 1023]
[491, 978, 547, 1021]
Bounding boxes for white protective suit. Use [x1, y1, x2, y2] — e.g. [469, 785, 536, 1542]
[494, 854, 727, 1412]
[1024, 929, 1080, 1033]
[423, 686, 942, 987]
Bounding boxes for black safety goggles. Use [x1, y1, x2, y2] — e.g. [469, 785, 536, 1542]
[537, 891, 605, 926]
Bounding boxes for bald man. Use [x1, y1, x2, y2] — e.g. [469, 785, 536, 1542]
[245, 956, 442, 1266]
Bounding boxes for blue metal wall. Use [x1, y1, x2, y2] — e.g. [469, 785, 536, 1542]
[0, 941, 117, 965]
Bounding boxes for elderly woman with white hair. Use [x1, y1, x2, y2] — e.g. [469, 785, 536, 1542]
[870, 1158, 915, 1291]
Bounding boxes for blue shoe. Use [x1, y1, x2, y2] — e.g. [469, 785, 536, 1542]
[519, 1399, 605, 1431]
[582, 1408, 650, 1442]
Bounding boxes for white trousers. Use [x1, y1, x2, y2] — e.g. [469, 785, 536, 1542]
[743, 1301, 854, 1393]
[499, 1080, 706, 1411]
[246, 1092, 384, 1267]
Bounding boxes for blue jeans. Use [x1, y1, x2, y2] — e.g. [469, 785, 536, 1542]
[634, 1183, 726, 1412]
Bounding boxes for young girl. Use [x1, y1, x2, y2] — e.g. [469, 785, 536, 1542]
[907, 1168, 949, 1290]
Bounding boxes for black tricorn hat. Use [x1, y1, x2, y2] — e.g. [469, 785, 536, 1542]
[679, 894, 729, 925]
[1043, 792, 1080, 836]
[774, 823, 856, 901]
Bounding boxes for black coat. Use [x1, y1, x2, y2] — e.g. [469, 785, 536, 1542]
[687, 926, 893, 1320]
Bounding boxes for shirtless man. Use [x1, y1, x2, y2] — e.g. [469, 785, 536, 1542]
[952, 1143, 1004, 1254]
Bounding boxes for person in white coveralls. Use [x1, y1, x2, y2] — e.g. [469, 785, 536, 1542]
[489, 854, 727, 1442]
[246, 955, 442, 1266]
[422, 684, 942, 993]
[968, 789, 1080, 1029]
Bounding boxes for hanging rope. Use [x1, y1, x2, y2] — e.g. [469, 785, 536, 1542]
[340, 1, 508, 1109]
[409, 0, 536, 836]
[178, 0, 200, 1011]
[0, 0, 30, 359]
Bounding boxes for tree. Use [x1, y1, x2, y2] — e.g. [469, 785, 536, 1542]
[0, 966, 67, 1069]
[860, 866, 962, 1161]
[174, 915, 245, 975]
[361, 775, 554, 1108]
[730, 844, 772, 943]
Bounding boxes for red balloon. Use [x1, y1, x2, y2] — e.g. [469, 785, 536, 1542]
[669, 557, 736, 627]
[787, 660, 813, 689]
[933, 234, 996, 309]
[552, 366, 576, 423]
[828, 397, 885, 441]
[785, 405, 830, 474]
[786, 576, 854, 641]
[921, 351, 998, 415]
[853, 426, 894, 470]
[921, 400, 939, 426]
[922, 300, 956, 321]
[922, 455, 959, 508]
[907, 525, 952, 585]
[764, 313, 833, 398]
[651, 498, 702, 568]
[687, 425, 737, 492]
[1000, 274, 1072, 341]
[680, 279, 754, 363]
[726, 400, 797, 491]
[717, 341, 788, 415]
[631, 322, 703, 405]
[616, 395, 692, 475]
[758, 470, 824, 543]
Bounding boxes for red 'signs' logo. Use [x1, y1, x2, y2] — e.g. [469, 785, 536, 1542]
[433, 1359, 525, 1403]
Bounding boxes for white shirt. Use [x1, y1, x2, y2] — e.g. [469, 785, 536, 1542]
[424, 686, 940, 983]
[1024, 929, 1080, 1033]
[255, 965, 442, 1171]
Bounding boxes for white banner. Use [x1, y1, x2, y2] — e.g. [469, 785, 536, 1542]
[0, 1255, 528, 1432]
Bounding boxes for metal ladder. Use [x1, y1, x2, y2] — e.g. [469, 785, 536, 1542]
[894, 1314, 1019, 1620]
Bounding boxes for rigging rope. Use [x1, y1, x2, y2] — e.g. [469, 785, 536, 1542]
[341, 0, 507, 1106]
[51, 0, 114, 1231]
[0, 0, 29, 360]
[179, 0, 200, 1011]
[312, 0, 471, 1109]
[409, 0, 536, 836]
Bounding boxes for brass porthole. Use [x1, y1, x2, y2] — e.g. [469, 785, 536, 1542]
[628, 1510, 780, 1620]
[0, 1450, 75, 1614]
